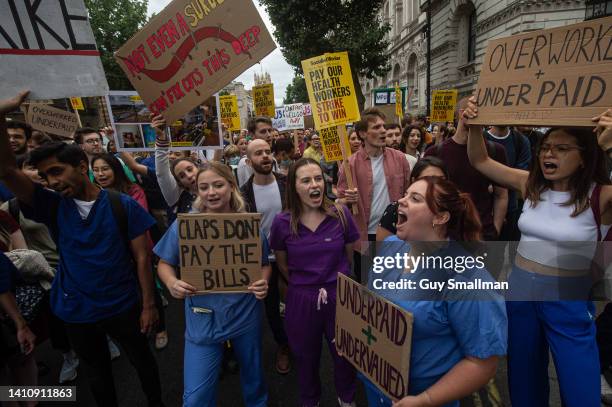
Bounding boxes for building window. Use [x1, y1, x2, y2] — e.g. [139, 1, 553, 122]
[468, 9, 476, 62]
[585, 0, 612, 19]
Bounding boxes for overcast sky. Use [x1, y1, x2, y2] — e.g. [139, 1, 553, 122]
[147, 0, 293, 105]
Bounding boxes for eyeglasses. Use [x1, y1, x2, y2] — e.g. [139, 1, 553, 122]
[538, 143, 584, 155]
[84, 139, 101, 145]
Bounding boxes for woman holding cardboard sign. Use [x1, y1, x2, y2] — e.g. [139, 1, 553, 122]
[153, 161, 271, 407]
[269, 158, 360, 407]
[362, 176, 507, 407]
[463, 99, 612, 406]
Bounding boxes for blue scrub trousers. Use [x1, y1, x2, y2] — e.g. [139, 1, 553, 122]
[182, 322, 267, 407]
[507, 300, 599, 406]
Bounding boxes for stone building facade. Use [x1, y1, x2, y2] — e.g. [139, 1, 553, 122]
[360, 0, 587, 114]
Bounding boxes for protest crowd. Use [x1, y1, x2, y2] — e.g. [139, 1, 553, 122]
[1, 2, 612, 407]
[1, 88, 612, 406]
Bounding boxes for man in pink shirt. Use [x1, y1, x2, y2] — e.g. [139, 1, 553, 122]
[337, 108, 410, 282]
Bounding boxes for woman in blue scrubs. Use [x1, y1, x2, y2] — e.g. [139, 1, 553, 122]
[154, 161, 271, 407]
[364, 176, 507, 406]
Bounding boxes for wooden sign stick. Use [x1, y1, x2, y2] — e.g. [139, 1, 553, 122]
[337, 124, 358, 215]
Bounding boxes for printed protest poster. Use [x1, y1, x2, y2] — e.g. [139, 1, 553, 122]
[253, 83, 275, 117]
[0, 1, 109, 100]
[70, 97, 85, 111]
[303, 103, 312, 116]
[26, 104, 79, 139]
[431, 90, 458, 123]
[395, 84, 403, 119]
[472, 16, 612, 126]
[109, 91, 223, 151]
[319, 126, 353, 162]
[220, 95, 241, 131]
[336, 274, 413, 400]
[273, 107, 287, 131]
[114, 0, 276, 124]
[178, 213, 263, 293]
[302, 51, 360, 129]
[285, 103, 304, 130]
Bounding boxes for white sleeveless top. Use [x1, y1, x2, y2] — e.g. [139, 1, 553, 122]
[517, 186, 609, 270]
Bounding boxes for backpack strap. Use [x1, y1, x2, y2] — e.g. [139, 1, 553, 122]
[8, 198, 20, 226]
[591, 184, 603, 241]
[106, 190, 129, 244]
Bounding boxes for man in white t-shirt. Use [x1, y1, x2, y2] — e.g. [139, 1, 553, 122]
[239, 139, 290, 375]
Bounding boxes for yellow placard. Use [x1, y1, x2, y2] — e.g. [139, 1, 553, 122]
[395, 83, 403, 119]
[129, 95, 142, 102]
[70, 97, 84, 111]
[301, 51, 360, 130]
[252, 83, 275, 117]
[219, 95, 241, 131]
[319, 125, 353, 162]
[431, 90, 458, 123]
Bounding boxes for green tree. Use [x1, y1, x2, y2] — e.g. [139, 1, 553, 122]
[85, 0, 149, 90]
[283, 75, 309, 104]
[260, 0, 391, 110]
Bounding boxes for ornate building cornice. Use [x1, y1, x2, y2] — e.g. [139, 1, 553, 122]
[476, 0, 585, 35]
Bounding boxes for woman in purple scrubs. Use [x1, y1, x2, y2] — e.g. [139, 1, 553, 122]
[270, 158, 360, 407]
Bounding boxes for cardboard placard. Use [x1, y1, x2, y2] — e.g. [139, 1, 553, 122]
[335, 274, 413, 400]
[70, 97, 85, 111]
[302, 51, 360, 129]
[253, 83, 275, 117]
[26, 104, 79, 139]
[472, 16, 612, 126]
[284, 103, 304, 130]
[0, 1, 109, 100]
[431, 90, 458, 123]
[220, 95, 241, 131]
[319, 125, 353, 162]
[114, 0, 276, 124]
[178, 213, 262, 293]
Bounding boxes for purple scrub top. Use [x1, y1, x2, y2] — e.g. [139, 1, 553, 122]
[269, 205, 360, 287]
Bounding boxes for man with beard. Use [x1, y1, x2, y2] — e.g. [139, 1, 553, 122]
[237, 117, 275, 187]
[384, 123, 401, 150]
[0, 92, 164, 407]
[7, 120, 31, 155]
[240, 139, 291, 375]
[74, 128, 104, 162]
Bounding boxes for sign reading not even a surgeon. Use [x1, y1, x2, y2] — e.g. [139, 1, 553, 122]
[0, 0, 109, 100]
[472, 16, 612, 126]
[114, 0, 276, 123]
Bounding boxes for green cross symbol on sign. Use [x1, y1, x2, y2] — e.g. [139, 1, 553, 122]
[361, 325, 377, 345]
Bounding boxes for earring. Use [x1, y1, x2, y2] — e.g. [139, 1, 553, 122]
[432, 222, 436, 229]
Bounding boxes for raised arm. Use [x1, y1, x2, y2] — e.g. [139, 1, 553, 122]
[463, 97, 529, 197]
[119, 151, 149, 177]
[0, 91, 35, 206]
[593, 109, 612, 221]
[152, 115, 181, 207]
